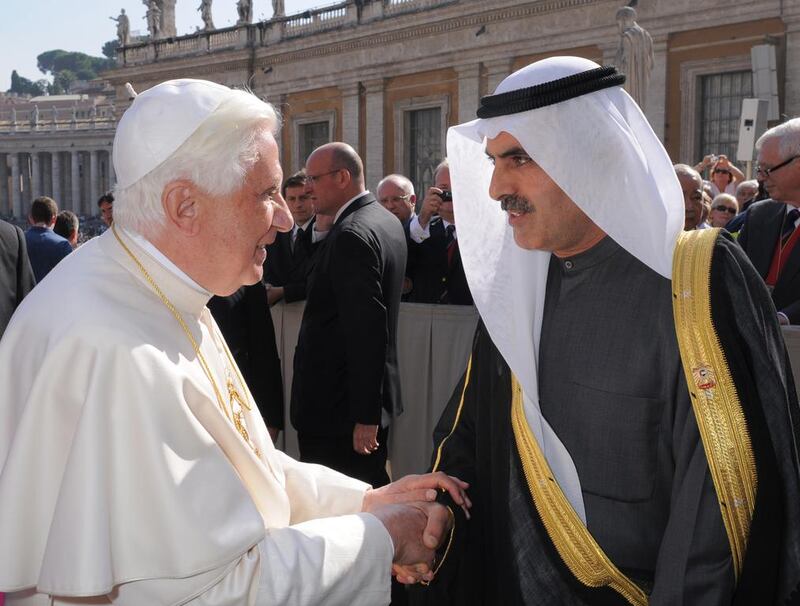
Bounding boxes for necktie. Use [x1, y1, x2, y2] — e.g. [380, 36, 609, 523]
[292, 227, 305, 254]
[446, 225, 457, 268]
[782, 208, 800, 247]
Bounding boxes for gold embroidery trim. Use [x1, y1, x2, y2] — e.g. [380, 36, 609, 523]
[511, 375, 648, 606]
[431, 355, 473, 473]
[671, 228, 756, 579]
[419, 355, 473, 585]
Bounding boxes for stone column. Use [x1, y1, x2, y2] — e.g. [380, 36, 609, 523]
[89, 150, 100, 209]
[364, 78, 385, 191]
[30, 152, 41, 200]
[70, 150, 80, 214]
[455, 64, 481, 123]
[108, 151, 116, 189]
[484, 58, 514, 96]
[340, 82, 361, 152]
[0, 155, 8, 215]
[783, 15, 800, 121]
[644, 34, 668, 143]
[52, 152, 62, 206]
[10, 154, 21, 219]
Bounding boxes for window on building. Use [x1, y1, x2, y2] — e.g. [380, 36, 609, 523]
[299, 121, 330, 167]
[404, 107, 442, 197]
[698, 70, 753, 165]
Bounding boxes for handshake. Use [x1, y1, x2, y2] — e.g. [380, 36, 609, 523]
[361, 472, 471, 585]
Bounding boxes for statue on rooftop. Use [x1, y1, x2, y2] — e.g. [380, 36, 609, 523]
[145, 0, 162, 39]
[613, 4, 654, 111]
[198, 0, 215, 30]
[110, 9, 130, 46]
[272, 0, 285, 18]
[237, 0, 252, 25]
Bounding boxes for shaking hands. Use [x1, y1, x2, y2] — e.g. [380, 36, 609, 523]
[362, 472, 471, 585]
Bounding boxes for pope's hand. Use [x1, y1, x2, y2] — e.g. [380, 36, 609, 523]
[362, 472, 471, 519]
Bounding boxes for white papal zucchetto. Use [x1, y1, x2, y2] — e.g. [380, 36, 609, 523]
[113, 78, 233, 189]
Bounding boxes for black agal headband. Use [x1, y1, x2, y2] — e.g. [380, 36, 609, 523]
[476, 66, 626, 119]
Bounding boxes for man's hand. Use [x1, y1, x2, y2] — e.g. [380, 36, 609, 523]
[353, 423, 379, 455]
[362, 472, 471, 519]
[418, 187, 444, 229]
[369, 501, 452, 569]
[267, 286, 284, 305]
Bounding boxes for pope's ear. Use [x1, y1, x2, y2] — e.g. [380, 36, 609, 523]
[162, 180, 200, 236]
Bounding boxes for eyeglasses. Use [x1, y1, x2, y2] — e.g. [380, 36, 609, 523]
[756, 155, 800, 178]
[712, 205, 737, 214]
[305, 168, 343, 184]
[379, 195, 412, 205]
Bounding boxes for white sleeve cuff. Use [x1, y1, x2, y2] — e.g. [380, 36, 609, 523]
[409, 214, 430, 243]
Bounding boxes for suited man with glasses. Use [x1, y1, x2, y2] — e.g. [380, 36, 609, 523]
[739, 118, 800, 325]
[291, 142, 407, 489]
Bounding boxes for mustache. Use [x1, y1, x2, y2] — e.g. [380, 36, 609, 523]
[500, 195, 533, 214]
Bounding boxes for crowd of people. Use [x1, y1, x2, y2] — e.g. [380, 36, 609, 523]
[0, 56, 799, 605]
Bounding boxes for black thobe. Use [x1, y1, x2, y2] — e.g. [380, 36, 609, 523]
[413, 235, 800, 605]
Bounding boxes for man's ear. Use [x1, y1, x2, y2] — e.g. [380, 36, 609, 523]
[162, 180, 201, 236]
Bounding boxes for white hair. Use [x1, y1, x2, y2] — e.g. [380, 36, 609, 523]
[434, 158, 449, 179]
[377, 174, 415, 197]
[736, 179, 758, 194]
[756, 117, 800, 158]
[113, 90, 280, 234]
[673, 163, 701, 182]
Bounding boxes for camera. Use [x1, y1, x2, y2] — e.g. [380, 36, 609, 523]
[438, 190, 453, 202]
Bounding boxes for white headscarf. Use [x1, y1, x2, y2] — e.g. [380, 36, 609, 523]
[447, 56, 684, 523]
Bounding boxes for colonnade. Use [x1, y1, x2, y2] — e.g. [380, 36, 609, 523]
[0, 149, 114, 218]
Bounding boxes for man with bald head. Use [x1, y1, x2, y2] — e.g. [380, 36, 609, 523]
[292, 142, 407, 488]
[378, 174, 416, 223]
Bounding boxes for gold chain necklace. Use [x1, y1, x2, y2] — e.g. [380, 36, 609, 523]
[112, 224, 260, 457]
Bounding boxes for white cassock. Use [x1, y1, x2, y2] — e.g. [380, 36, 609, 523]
[0, 228, 393, 605]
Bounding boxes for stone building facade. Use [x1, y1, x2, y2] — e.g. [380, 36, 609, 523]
[0, 95, 116, 218]
[2, 0, 799, 218]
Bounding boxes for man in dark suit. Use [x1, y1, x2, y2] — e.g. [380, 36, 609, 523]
[264, 170, 319, 305]
[0, 219, 36, 338]
[739, 119, 800, 325]
[208, 281, 284, 442]
[406, 160, 473, 305]
[291, 142, 407, 488]
[25, 196, 73, 283]
[377, 173, 417, 299]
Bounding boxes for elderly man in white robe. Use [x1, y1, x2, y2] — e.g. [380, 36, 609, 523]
[0, 79, 468, 605]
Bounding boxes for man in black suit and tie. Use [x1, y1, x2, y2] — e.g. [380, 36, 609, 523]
[406, 160, 473, 305]
[739, 119, 800, 325]
[0, 219, 36, 338]
[264, 170, 326, 305]
[291, 142, 407, 488]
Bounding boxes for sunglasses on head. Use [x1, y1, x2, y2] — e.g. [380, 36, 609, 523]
[712, 205, 737, 214]
[713, 169, 731, 175]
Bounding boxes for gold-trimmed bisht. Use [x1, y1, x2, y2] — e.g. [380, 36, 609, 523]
[671, 228, 756, 579]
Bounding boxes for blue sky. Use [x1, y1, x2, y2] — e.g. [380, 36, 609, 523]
[0, 0, 325, 92]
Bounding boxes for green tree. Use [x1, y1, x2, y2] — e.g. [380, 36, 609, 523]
[8, 70, 46, 96]
[102, 40, 120, 60]
[36, 50, 114, 84]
